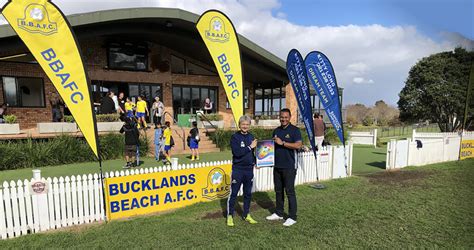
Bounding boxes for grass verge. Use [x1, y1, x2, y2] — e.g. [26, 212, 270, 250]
[0, 159, 472, 248]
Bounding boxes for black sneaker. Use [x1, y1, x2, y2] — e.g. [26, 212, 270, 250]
[123, 162, 131, 169]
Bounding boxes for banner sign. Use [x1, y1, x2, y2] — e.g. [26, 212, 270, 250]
[30, 180, 48, 195]
[256, 140, 274, 167]
[305, 51, 345, 145]
[460, 139, 474, 160]
[196, 10, 243, 125]
[1, 0, 99, 157]
[286, 49, 317, 156]
[105, 164, 232, 220]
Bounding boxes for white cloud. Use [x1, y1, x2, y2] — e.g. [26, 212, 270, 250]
[346, 62, 370, 75]
[0, 0, 472, 105]
[353, 77, 374, 84]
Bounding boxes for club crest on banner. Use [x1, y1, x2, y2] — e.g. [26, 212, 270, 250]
[205, 16, 230, 43]
[17, 4, 57, 35]
[202, 167, 230, 200]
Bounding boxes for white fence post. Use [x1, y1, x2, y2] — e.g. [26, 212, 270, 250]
[32, 170, 50, 231]
[373, 129, 378, 147]
[0, 183, 6, 239]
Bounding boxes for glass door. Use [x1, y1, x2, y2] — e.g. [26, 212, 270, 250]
[128, 83, 162, 122]
[172, 85, 218, 120]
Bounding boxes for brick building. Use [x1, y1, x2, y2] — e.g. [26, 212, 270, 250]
[0, 8, 339, 129]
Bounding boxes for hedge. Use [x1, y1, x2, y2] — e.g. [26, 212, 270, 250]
[0, 133, 149, 171]
[209, 127, 348, 150]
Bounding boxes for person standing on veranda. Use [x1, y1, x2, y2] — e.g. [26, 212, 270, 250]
[266, 108, 302, 227]
[226, 115, 258, 227]
[151, 96, 164, 127]
[203, 97, 213, 114]
[314, 112, 325, 150]
[117, 92, 126, 114]
[136, 95, 149, 129]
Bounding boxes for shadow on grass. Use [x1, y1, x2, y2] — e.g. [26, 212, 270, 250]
[217, 191, 274, 218]
[367, 161, 386, 169]
[373, 152, 387, 155]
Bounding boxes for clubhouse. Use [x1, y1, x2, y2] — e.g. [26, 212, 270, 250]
[0, 8, 342, 129]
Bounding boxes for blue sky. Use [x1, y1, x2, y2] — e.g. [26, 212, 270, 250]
[279, 0, 473, 40]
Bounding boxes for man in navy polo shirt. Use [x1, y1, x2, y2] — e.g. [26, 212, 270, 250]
[266, 108, 302, 227]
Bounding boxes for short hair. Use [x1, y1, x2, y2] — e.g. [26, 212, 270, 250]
[280, 108, 291, 116]
[239, 115, 252, 125]
[165, 121, 170, 126]
[314, 113, 320, 118]
[192, 121, 197, 127]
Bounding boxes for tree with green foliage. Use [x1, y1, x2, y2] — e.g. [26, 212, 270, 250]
[398, 48, 474, 132]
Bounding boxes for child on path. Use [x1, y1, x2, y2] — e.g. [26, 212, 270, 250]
[154, 122, 163, 161]
[189, 121, 200, 161]
[163, 121, 172, 164]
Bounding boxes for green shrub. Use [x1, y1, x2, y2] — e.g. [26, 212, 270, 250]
[324, 128, 349, 145]
[198, 113, 222, 121]
[209, 126, 349, 151]
[209, 129, 235, 150]
[96, 114, 120, 122]
[362, 116, 375, 126]
[4, 114, 17, 124]
[0, 133, 149, 170]
[64, 114, 120, 123]
[254, 115, 277, 120]
[63, 115, 75, 123]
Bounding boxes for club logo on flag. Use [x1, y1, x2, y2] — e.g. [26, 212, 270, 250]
[197, 10, 243, 125]
[202, 167, 230, 200]
[205, 16, 230, 43]
[17, 4, 57, 35]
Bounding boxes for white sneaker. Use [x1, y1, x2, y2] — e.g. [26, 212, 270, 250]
[266, 213, 283, 221]
[283, 218, 297, 227]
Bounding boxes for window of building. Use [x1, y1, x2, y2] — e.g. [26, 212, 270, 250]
[91, 81, 161, 116]
[226, 88, 250, 109]
[107, 42, 148, 71]
[172, 85, 218, 119]
[254, 83, 286, 117]
[311, 94, 322, 113]
[187, 62, 217, 76]
[2, 76, 45, 107]
[171, 55, 186, 74]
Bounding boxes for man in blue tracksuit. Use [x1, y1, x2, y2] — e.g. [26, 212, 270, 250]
[226, 115, 258, 227]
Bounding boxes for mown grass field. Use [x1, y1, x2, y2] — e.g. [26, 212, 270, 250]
[0, 151, 232, 183]
[1, 159, 473, 248]
[0, 145, 382, 183]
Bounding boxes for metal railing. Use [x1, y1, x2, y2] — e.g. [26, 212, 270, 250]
[197, 112, 218, 133]
[163, 111, 186, 150]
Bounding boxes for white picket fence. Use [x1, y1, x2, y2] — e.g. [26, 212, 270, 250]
[349, 129, 377, 147]
[386, 130, 474, 169]
[1, 144, 352, 240]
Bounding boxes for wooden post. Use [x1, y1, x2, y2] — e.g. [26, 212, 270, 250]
[32, 169, 50, 231]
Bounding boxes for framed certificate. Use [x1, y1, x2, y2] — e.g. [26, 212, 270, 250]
[256, 140, 274, 167]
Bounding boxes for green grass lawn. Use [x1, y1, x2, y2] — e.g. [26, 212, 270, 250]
[0, 151, 231, 183]
[1, 159, 472, 248]
[0, 145, 384, 183]
[352, 145, 387, 175]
